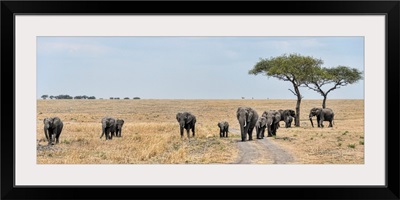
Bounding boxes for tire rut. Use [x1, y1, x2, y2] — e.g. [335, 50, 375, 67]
[230, 128, 294, 164]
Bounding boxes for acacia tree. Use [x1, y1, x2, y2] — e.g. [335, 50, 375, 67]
[304, 65, 363, 108]
[249, 54, 323, 127]
[41, 95, 48, 100]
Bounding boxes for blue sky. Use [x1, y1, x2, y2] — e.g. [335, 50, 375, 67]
[37, 37, 364, 99]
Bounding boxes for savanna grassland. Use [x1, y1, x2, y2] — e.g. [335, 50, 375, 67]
[37, 99, 364, 164]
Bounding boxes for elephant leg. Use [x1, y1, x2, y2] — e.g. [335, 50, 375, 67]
[319, 117, 324, 128]
[48, 130, 54, 145]
[225, 130, 228, 138]
[55, 133, 60, 144]
[272, 124, 276, 136]
[261, 128, 265, 138]
[248, 128, 253, 140]
[256, 127, 260, 139]
[186, 128, 190, 138]
[192, 125, 195, 137]
[329, 120, 333, 127]
[106, 128, 110, 140]
[220, 130, 223, 138]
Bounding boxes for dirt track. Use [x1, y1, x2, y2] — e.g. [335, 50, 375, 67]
[230, 128, 294, 164]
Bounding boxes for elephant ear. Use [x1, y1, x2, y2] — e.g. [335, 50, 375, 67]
[274, 111, 281, 121]
[247, 110, 253, 122]
[186, 113, 194, 123]
[261, 117, 267, 127]
[176, 113, 182, 122]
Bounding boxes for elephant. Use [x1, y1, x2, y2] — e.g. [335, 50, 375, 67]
[309, 107, 335, 128]
[176, 112, 196, 138]
[43, 117, 63, 145]
[255, 116, 267, 139]
[236, 107, 259, 141]
[278, 109, 296, 128]
[113, 119, 124, 137]
[287, 116, 293, 127]
[217, 121, 229, 138]
[262, 110, 281, 137]
[100, 117, 116, 140]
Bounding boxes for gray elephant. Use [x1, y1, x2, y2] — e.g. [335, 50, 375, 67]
[217, 121, 229, 138]
[278, 109, 296, 128]
[255, 116, 267, 139]
[262, 110, 281, 137]
[309, 107, 335, 128]
[113, 119, 124, 137]
[287, 116, 293, 127]
[43, 117, 63, 145]
[100, 117, 116, 140]
[176, 112, 196, 138]
[236, 107, 259, 141]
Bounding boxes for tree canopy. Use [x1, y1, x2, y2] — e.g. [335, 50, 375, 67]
[304, 65, 363, 108]
[249, 53, 323, 126]
[248, 53, 362, 126]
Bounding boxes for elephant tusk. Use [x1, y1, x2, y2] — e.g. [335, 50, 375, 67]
[244, 121, 247, 127]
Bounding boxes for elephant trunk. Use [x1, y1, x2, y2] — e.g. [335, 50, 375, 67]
[44, 127, 49, 141]
[239, 119, 247, 141]
[180, 121, 185, 128]
[309, 117, 314, 127]
[180, 126, 184, 137]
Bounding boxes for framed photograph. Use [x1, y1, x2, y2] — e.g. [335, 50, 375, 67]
[2, 1, 399, 199]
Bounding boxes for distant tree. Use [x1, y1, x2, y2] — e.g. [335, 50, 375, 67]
[133, 97, 141, 100]
[49, 95, 54, 99]
[305, 66, 363, 108]
[88, 96, 96, 99]
[124, 97, 130, 99]
[41, 95, 48, 100]
[74, 96, 82, 99]
[82, 95, 88, 99]
[249, 53, 323, 127]
[115, 97, 120, 100]
[56, 94, 73, 99]
[110, 97, 114, 100]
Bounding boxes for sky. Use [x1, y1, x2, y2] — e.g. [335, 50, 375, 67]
[37, 37, 364, 99]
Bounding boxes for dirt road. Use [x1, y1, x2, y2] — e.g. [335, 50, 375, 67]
[230, 128, 294, 164]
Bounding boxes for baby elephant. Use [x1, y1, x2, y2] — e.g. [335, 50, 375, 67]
[43, 117, 64, 145]
[255, 116, 267, 139]
[114, 119, 125, 137]
[217, 121, 229, 138]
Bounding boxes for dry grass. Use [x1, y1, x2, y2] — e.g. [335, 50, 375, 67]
[37, 99, 364, 164]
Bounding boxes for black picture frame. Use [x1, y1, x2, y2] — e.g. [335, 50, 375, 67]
[1, 1, 399, 199]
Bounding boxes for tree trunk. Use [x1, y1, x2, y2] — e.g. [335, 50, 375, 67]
[322, 95, 327, 109]
[294, 85, 302, 127]
[295, 97, 301, 127]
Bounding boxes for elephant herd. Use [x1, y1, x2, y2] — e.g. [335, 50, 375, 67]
[236, 107, 297, 142]
[41, 107, 334, 145]
[42, 116, 125, 145]
[172, 106, 334, 142]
